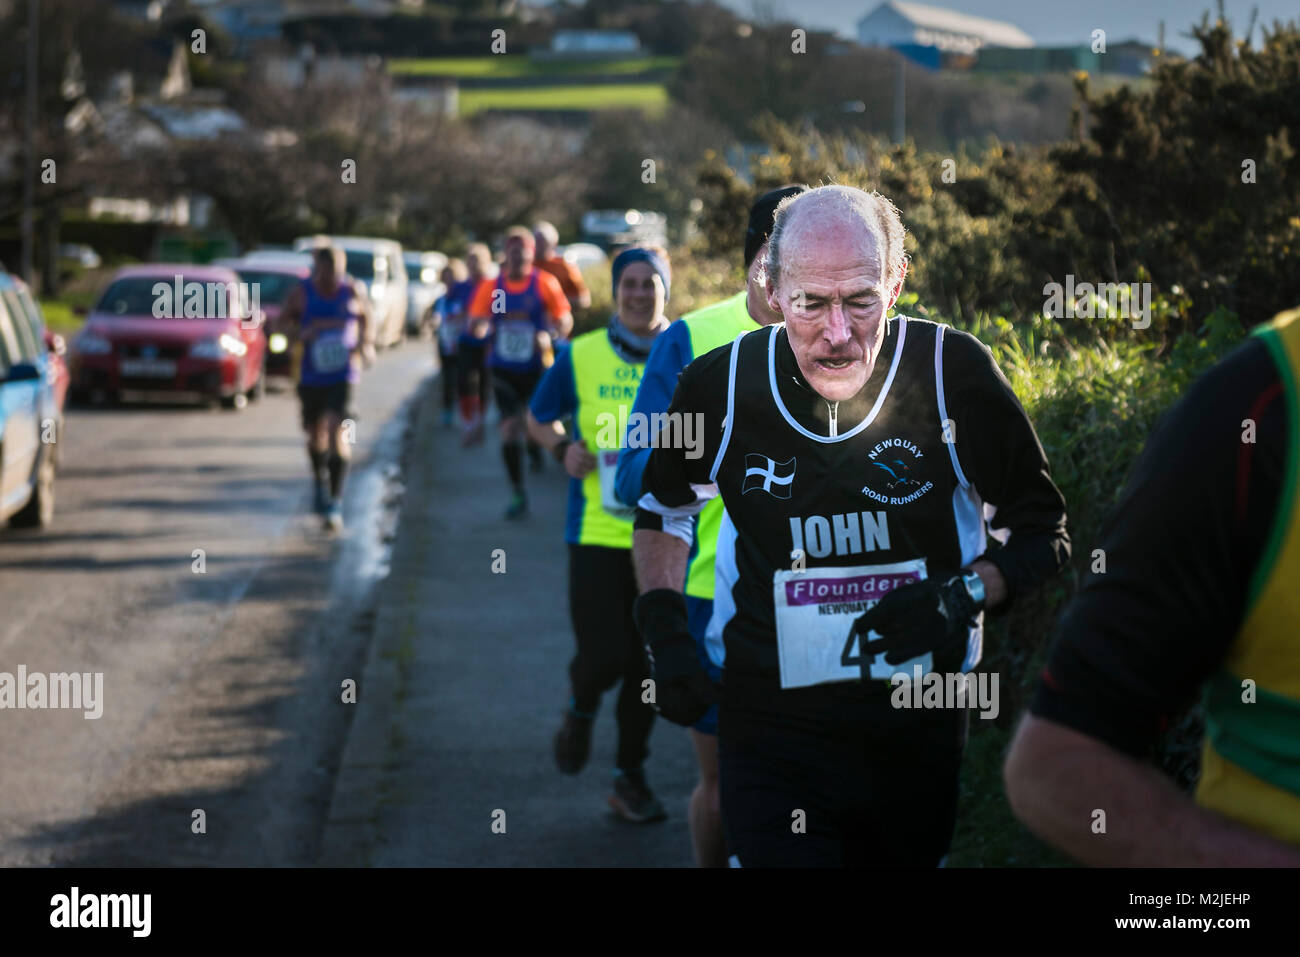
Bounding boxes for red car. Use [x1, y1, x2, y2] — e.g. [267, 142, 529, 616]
[70, 264, 268, 409]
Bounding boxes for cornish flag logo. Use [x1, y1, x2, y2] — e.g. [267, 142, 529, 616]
[742, 453, 796, 498]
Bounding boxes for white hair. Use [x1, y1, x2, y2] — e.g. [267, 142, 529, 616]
[764, 185, 907, 293]
[533, 221, 560, 246]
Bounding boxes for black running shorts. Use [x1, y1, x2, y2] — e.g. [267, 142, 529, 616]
[718, 699, 967, 868]
[491, 367, 542, 420]
[298, 380, 354, 429]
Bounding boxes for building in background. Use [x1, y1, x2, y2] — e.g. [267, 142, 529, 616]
[973, 40, 1154, 76]
[857, 0, 1033, 67]
[531, 29, 642, 61]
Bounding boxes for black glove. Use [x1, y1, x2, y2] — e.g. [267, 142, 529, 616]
[850, 572, 982, 668]
[633, 589, 718, 727]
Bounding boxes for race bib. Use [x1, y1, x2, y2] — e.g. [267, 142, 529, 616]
[773, 558, 931, 689]
[495, 319, 536, 363]
[311, 334, 350, 374]
[597, 450, 634, 520]
[438, 316, 463, 351]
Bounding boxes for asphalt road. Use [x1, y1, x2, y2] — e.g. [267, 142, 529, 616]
[0, 340, 432, 866]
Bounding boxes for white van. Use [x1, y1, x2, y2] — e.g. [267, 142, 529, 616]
[293, 236, 408, 348]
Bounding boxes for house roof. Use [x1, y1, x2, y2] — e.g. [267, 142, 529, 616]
[859, 1, 1034, 48]
[139, 104, 247, 140]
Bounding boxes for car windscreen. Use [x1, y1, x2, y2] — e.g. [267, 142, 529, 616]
[234, 270, 300, 305]
[344, 251, 376, 281]
[405, 261, 424, 281]
[95, 277, 240, 318]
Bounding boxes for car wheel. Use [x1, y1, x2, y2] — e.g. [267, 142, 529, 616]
[10, 448, 55, 529]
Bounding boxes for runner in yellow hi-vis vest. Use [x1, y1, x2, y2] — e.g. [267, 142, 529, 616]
[526, 246, 674, 823]
[1006, 307, 1300, 865]
[613, 186, 806, 866]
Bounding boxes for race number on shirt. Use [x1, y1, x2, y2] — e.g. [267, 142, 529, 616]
[495, 319, 536, 363]
[772, 558, 931, 689]
[439, 316, 463, 351]
[597, 450, 635, 519]
[311, 334, 350, 374]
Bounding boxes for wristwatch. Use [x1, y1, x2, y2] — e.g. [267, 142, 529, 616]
[957, 568, 987, 611]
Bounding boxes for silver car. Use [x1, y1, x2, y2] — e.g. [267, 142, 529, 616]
[403, 251, 447, 338]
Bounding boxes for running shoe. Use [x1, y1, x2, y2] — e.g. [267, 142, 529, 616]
[324, 500, 344, 532]
[608, 769, 667, 823]
[504, 492, 528, 520]
[554, 707, 594, 775]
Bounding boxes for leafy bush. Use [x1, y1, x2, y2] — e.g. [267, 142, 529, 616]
[691, 12, 1299, 335]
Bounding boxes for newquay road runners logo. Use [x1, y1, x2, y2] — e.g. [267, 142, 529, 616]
[863, 436, 934, 506]
[742, 453, 796, 498]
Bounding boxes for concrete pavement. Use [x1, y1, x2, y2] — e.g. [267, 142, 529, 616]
[321, 375, 698, 867]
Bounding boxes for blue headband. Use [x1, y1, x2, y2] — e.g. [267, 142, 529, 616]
[611, 247, 670, 301]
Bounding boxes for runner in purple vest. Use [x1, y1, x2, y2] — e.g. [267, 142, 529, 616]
[280, 244, 374, 532]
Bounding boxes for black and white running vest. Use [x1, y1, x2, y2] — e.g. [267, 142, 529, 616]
[705, 318, 988, 697]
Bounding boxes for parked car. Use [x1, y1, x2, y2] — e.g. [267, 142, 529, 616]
[292, 236, 407, 348]
[580, 209, 668, 251]
[59, 243, 102, 270]
[69, 263, 268, 410]
[559, 243, 607, 272]
[403, 251, 447, 337]
[0, 270, 63, 529]
[216, 255, 311, 383]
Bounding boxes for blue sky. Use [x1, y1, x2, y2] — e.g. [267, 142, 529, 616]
[714, 0, 1299, 53]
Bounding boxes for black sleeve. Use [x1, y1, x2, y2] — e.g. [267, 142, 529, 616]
[943, 329, 1071, 604]
[1030, 337, 1286, 756]
[633, 343, 730, 533]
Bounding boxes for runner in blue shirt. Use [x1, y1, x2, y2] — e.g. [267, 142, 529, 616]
[280, 244, 373, 532]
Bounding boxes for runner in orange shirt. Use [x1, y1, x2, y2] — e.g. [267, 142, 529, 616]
[534, 221, 592, 315]
[466, 226, 573, 519]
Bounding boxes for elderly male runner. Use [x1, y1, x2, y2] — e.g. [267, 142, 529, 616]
[632, 185, 1070, 867]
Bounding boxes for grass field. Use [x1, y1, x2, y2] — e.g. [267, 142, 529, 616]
[389, 55, 679, 79]
[457, 83, 669, 115]
[39, 299, 83, 336]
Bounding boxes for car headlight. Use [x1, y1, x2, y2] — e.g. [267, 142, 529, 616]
[75, 332, 113, 356]
[190, 335, 247, 359]
[268, 333, 288, 354]
[220, 333, 248, 357]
